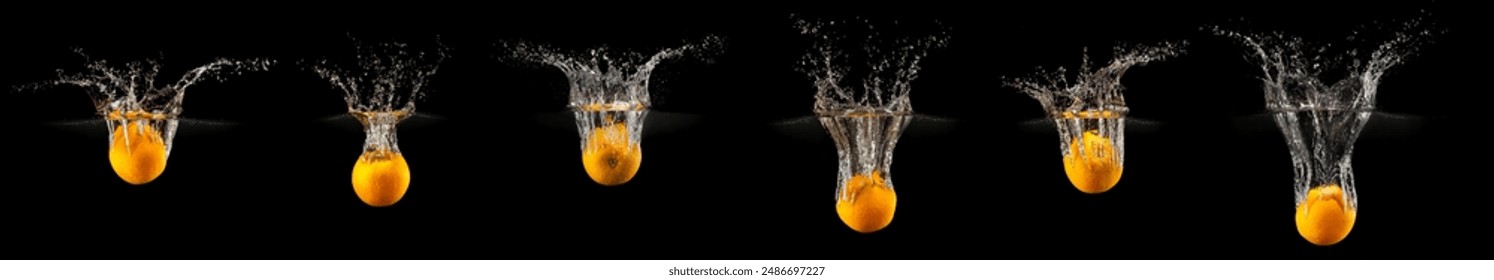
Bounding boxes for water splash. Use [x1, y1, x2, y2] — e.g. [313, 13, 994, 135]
[1005, 41, 1186, 116]
[799, 17, 949, 115]
[311, 35, 448, 154]
[795, 15, 949, 233]
[1212, 18, 1436, 114]
[502, 36, 724, 186]
[313, 35, 450, 116]
[311, 35, 448, 207]
[17, 48, 272, 185]
[1004, 41, 1186, 194]
[1210, 12, 1437, 245]
[503, 36, 723, 109]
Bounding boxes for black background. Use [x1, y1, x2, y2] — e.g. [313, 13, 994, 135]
[2, 1, 1485, 259]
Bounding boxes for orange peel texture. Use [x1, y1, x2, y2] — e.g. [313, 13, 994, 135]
[836, 172, 897, 233]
